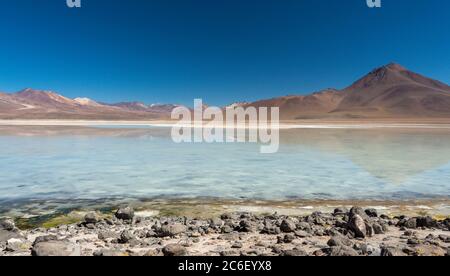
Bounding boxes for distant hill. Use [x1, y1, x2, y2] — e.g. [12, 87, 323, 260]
[0, 63, 449, 120]
[242, 63, 450, 120]
[0, 89, 163, 120]
[240, 89, 344, 120]
[334, 63, 450, 118]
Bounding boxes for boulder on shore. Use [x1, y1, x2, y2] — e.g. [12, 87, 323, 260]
[31, 240, 81, 256]
[115, 206, 135, 221]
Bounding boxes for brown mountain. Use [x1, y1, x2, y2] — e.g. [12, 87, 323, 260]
[241, 89, 344, 120]
[0, 63, 449, 120]
[243, 63, 450, 120]
[0, 89, 163, 120]
[333, 63, 450, 118]
[0, 92, 24, 111]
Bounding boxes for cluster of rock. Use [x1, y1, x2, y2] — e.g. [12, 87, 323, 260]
[1, 206, 449, 256]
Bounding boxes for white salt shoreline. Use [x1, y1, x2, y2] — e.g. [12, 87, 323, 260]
[1, 119, 450, 129]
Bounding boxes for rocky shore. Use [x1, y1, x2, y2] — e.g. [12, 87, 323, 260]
[1, 206, 449, 256]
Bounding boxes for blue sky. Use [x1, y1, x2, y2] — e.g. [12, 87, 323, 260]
[0, 0, 449, 106]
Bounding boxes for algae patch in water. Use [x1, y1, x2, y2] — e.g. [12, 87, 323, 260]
[15, 210, 95, 229]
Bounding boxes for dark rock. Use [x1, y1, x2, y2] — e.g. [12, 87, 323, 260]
[282, 248, 308, 256]
[115, 206, 135, 221]
[309, 213, 326, 226]
[220, 213, 233, 220]
[133, 229, 147, 239]
[348, 214, 367, 238]
[209, 218, 224, 228]
[242, 249, 262, 256]
[93, 249, 128, 256]
[239, 213, 252, 219]
[162, 244, 188, 256]
[265, 213, 280, 220]
[133, 216, 143, 224]
[281, 234, 295, 243]
[146, 230, 157, 238]
[280, 219, 296, 233]
[238, 220, 256, 232]
[363, 244, 382, 256]
[372, 223, 384, 234]
[261, 224, 281, 235]
[32, 240, 81, 256]
[84, 212, 100, 224]
[365, 208, 378, 218]
[221, 225, 233, 234]
[119, 230, 135, 244]
[271, 245, 283, 255]
[333, 207, 348, 215]
[381, 246, 407, 256]
[438, 235, 450, 243]
[219, 233, 240, 241]
[349, 207, 369, 220]
[84, 223, 96, 229]
[159, 223, 187, 237]
[444, 218, 450, 230]
[327, 234, 353, 247]
[329, 245, 359, 256]
[365, 222, 374, 237]
[416, 216, 437, 228]
[33, 235, 58, 246]
[294, 230, 311, 238]
[334, 218, 348, 228]
[314, 228, 326, 236]
[0, 218, 15, 231]
[402, 246, 416, 256]
[98, 231, 119, 241]
[312, 248, 329, 257]
[231, 242, 243, 249]
[407, 238, 421, 245]
[220, 250, 240, 256]
[296, 222, 312, 233]
[143, 249, 163, 256]
[404, 218, 417, 229]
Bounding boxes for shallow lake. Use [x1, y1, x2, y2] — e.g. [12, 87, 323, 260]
[0, 125, 449, 214]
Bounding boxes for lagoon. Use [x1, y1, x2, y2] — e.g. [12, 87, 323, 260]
[0, 125, 449, 215]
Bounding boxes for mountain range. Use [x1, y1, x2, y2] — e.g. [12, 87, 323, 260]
[0, 89, 179, 120]
[1, 63, 449, 120]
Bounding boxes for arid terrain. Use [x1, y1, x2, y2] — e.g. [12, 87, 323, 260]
[1, 63, 449, 121]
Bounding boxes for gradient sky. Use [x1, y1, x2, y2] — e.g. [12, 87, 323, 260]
[0, 0, 449, 106]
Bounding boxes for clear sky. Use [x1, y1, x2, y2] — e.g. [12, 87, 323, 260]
[0, 0, 449, 106]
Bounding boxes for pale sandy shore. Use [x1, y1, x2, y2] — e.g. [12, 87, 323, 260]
[1, 119, 450, 129]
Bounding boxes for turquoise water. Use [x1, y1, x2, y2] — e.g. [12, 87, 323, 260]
[0, 126, 449, 210]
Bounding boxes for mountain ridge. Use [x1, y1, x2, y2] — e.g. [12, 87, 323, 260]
[1, 63, 449, 120]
